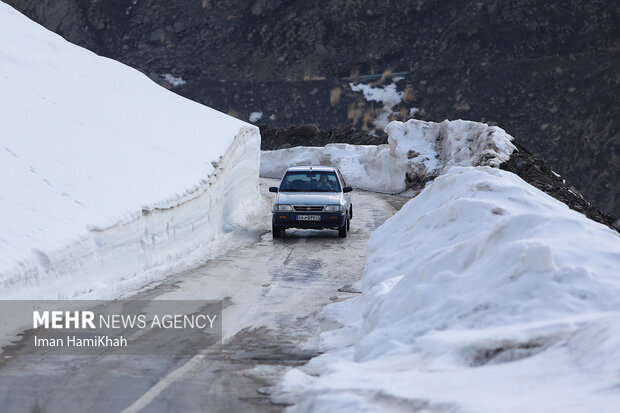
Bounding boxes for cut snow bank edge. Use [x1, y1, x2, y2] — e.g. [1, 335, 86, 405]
[0, 2, 264, 300]
[1, 127, 262, 300]
[260, 119, 516, 194]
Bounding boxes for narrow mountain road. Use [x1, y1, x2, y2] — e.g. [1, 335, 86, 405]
[0, 179, 405, 413]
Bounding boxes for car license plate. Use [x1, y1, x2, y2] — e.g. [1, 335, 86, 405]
[296, 215, 320, 221]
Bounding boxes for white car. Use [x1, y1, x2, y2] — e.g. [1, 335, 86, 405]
[269, 166, 353, 238]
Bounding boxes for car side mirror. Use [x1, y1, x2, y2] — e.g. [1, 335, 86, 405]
[343, 186, 353, 193]
[269, 187, 279, 193]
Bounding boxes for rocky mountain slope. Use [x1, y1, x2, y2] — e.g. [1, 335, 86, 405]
[6, 0, 618, 216]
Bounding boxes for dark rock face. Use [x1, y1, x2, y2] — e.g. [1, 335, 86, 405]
[5, 0, 618, 216]
[260, 124, 385, 150]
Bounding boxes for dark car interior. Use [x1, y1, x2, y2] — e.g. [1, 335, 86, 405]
[280, 172, 341, 192]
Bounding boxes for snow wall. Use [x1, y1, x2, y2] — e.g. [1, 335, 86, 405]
[261, 86, 620, 412]
[260, 119, 516, 193]
[275, 166, 620, 412]
[264, 118, 620, 410]
[0, 2, 262, 299]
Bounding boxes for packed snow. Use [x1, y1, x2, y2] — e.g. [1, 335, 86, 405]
[261, 119, 516, 194]
[0, 2, 263, 300]
[274, 166, 620, 412]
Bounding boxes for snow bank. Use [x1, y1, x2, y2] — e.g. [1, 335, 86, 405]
[0, 2, 262, 299]
[275, 167, 620, 412]
[260, 119, 515, 193]
[260, 144, 405, 192]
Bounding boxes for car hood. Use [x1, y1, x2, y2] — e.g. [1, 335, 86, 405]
[276, 192, 342, 205]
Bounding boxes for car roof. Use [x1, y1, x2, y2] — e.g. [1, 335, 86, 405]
[286, 165, 337, 172]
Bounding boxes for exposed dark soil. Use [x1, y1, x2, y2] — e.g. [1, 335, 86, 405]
[260, 124, 385, 150]
[6, 0, 619, 216]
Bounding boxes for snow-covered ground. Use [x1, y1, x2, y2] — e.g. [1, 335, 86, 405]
[261, 119, 515, 194]
[274, 166, 620, 412]
[0, 2, 263, 300]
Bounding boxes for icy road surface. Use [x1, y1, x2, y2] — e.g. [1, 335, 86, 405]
[0, 179, 405, 413]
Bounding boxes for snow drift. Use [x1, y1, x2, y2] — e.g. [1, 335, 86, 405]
[275, 166, 620, 412]
[260, 119, 516, 193]
[0, 2, 262, 299]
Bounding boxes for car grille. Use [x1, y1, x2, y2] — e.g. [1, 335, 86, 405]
[293, 205, 324, 212]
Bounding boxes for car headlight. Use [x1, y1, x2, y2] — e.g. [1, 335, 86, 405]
[274, 204, 293, 211]
[324, 204, 344, 212]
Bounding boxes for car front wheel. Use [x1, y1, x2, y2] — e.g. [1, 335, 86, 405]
[272, 222, 283, 239]
[338, 222, 347, 238]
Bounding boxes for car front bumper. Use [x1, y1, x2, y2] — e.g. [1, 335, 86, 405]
[272, 212, 346, 229]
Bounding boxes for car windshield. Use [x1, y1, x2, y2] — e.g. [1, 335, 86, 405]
[280, 171, 341, 192]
